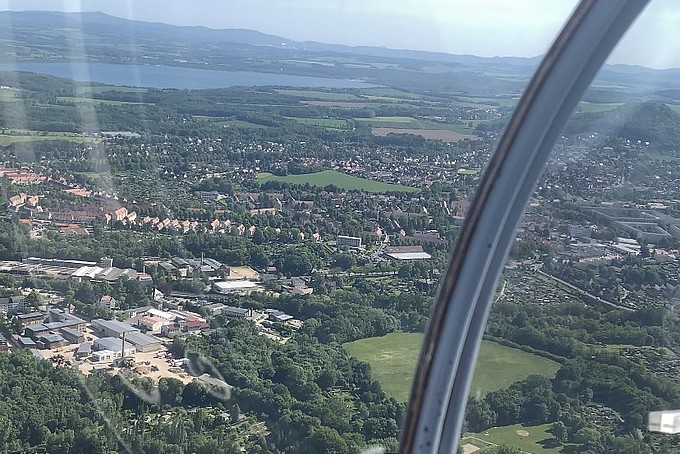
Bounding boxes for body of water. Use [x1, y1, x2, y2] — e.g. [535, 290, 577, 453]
[0, 62, 375, 89]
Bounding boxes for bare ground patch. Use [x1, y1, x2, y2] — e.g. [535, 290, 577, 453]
[462, 443, 481, 454]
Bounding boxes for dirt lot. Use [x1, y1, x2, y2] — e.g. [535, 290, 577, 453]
[58, 344, 193, 383]
[371, 127, 478, 142]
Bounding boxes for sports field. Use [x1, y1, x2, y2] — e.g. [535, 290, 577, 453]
[462, 423, 563, 453]
[343, 332, 559, 402]
[257, 170, 418, 193]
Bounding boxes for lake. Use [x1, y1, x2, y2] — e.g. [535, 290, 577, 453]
[0, 62, 375, 89]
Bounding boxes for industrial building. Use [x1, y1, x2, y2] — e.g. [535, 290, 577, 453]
[94, 337, 136, 357]
[38, 333, 67, 349]
[124, 331, 162, 352]
[222, 306, 250, 318]
[137, 315, 169, 333]
[213, 280, 261, 294]
[91, 319, 139, 338]
[337, 235, 362, 249]
[0, 333, 8, 352]
[15, 312, 44, 328]
[60, 327, 85, 343]
[383, 245, 432, 261]
[0, 296, 27, 315]
[75, 342, 92, 358]
[266, 309, 294, 322]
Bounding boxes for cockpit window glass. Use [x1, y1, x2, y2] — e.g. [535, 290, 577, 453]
[0, 1, 677, 454]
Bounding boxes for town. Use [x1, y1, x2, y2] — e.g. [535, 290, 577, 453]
[0, 12, 679, 453]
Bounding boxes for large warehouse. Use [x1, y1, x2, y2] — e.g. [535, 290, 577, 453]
[124, 331, 162, 352]
[94, 337, 136, 357]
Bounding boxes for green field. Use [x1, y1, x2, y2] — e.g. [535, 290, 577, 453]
[289, 117, 350, 129]
[277, 89, 361, 101]
[87, 86, 148, 94]
[360, 87, 424, 99]
[56, 96, 148, 106]
[463, 423, 563, 453]
[355, 115, 475, 133]
[646, 151, 680, 162]
[456, 96, 519, 107]
[578, 102, 623, 113]
[257, 170, 418, 193]
[0, 132, 93, 145]
[343, 332, 560, 402]
[218, 119, 269, 129]
[0, 88, 17, 102]
[355, 116, 421, 128]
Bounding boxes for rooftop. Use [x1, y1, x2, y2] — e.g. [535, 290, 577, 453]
[94, 337, 135, 353]
[124, 331, 160, 347]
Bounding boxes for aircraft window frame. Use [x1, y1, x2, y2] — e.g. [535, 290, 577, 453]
[399, 1, 650, 452]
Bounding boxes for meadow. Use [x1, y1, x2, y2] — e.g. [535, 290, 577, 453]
[343, 332, 560, 402]
[462, 423, 563, 454]
[257, 170, 418, 193]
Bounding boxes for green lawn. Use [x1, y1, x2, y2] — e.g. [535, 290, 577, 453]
[288, 117, 350, 129]
[355, 116, 475, 133]
[578, 102, 623, 113]
[217, 119, 269, 129]
[355, 116, 422, 128]
[56, 96, 148, 106]
[257, 170, 418, 193]
[277, 89, 361, 101]
[463, 423, 563, 453]
[456, 96, 519, 107]
[0, 132, 93, 145]
[0, 88, 17, 102]
[87, 86, 148, 94]
[343, 332, 560, 402]
[646, 151, 680, 162]
[360, 87, 424, 99]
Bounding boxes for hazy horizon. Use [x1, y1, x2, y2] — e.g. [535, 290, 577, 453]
[1, 1, 679, 69]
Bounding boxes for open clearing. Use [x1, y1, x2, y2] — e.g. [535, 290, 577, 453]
[355, 115, 478, 141]
[578, 101, 623, 113]
[463, 423, 563, 453]
[277, 89, 361, 101]
[0, 132, 93, 145]
[0, 88, 18, 102]
[57, 96, 149, 106]
[372, 127, 478, 142]
[257, 170, 418, 193]
[289, 117, 350, 128]
[302, 100, 371, 108]
[343, 332, 560, 402]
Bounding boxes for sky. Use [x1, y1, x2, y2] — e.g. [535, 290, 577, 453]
[1, 0, 680, 69]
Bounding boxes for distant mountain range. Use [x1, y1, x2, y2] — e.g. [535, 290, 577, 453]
[0, 10, 679, 96]
[0, 11, 543, 66]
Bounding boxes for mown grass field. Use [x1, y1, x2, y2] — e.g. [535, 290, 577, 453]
[87, 86, 148, 94]
[578, 101, 623, 113]
[343, 332, 560, 402]
[0, 88, 17, 102]
[289, 117, 350, 129]
[463, 423, 563, 454]
[355, 115, 476, 134]
[456, 96, 519, 107]
[277, 89, 362, 101]
[257, 170, 418, 193]
[0, 132, 93, 145]
[56, 96, 148, 106]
